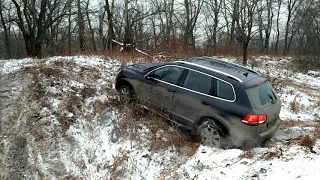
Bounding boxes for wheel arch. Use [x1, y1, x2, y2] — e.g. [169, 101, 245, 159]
[115, 78, 135, 92]
[195, 116, 230, 136]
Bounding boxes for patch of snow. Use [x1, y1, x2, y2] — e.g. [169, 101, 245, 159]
[0, 58, 34, 75]
[279, 87, 318, 121]
[292, 73, 320, 89]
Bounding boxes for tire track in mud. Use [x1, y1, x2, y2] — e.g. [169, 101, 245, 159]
[0, 72, 33, 179]
[0, 68, 71, 179]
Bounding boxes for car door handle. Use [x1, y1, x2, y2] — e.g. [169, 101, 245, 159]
[202, 101, 210, 105]
[167, 88, 175, 93]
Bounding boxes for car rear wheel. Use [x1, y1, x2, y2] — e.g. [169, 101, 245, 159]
[118, 85, 134, 104]
[197, 120, 227, 148]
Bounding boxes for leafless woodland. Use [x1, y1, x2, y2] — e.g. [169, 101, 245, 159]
[0, 0, 320, 66]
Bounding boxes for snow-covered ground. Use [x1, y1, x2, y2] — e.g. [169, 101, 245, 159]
[0, 56, 319, 179]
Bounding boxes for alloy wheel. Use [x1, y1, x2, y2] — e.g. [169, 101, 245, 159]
[119, 86, 131, 103]
[200, 125, 221, 147]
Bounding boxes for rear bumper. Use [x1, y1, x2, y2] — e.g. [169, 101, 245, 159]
[229, 117, 280, 147]
[258, 116, 281, 139]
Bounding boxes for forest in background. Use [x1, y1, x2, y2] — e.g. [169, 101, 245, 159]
[0, 0, 320, 66]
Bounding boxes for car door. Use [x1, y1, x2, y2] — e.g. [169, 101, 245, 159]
[135, 79, 154, 107]
[170, 69, 214, 127]
[146, 66, 185, 115]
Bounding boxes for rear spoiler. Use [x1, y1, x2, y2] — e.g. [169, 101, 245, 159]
[244, 77, 267, 88]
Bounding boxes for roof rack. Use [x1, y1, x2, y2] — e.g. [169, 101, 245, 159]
[201, 57, 261, 75]
[175, 61, 243, 82]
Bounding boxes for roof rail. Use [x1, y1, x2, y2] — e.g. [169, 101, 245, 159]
[175, 61, 243, 82]
[202, 57, 261, 75]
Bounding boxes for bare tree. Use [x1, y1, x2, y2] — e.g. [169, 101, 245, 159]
[257, 0, 273, 54]
[183, 0, 204, 48]
[122, 0, 159, 52]
[68, 0, 73, 55]
[85, 0, 96, 51]
[263, 0, 273, 54]
[204, 0, 223, 54]
[11, 0, 70, 58]
[0, 0, 11, 58]
[235, 0, 259, 65]
[284, 0, 301, 55]
[77, 0, 85, 51]
[150, 0, 175, 49]
[229, 0, 239, 44]
[105, 0, 115, 50]
[274, 0, 282, 55]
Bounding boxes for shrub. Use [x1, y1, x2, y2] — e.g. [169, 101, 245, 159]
[292, 56, 320, 72]
[290, 96, 298, 112]
[299, 135, 316, 150]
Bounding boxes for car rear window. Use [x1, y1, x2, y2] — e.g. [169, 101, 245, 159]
[247, 82, 277, 107]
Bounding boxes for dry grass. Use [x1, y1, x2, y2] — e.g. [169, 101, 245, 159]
[268, 77, 287, 92]
[239, 149, 255, 159]
[262, 149, 283, 160]
[314, 121, 320, 139]
[290, 95, 298, 112]
[146, 114, 198, 155]
[109, 150, 130, 179]
[299, 135, 316, 150]
[291, 56, 320, 73]
[57, 94, 81, 132]
[315, 100, 320, 108]
[280, 120, 317, 128]
[110, 104, 198, 156]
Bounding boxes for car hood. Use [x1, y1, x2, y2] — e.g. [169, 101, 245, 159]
[128, 63, 161, 74]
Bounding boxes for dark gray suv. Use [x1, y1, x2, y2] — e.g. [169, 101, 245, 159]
[115, 57, 281, 147]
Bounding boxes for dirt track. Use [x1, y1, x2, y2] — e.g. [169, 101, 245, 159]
[0, 72, 34, 179]
[0, 65, 76, 179]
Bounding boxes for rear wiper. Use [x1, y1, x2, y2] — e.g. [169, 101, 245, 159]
[268, 94, 276, 104]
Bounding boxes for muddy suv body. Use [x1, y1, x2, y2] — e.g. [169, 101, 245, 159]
[115, 57, 281, 147]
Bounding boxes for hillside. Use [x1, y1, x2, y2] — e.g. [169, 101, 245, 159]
[0, 56, 320, 180]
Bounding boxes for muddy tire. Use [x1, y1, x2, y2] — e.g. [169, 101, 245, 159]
[197, 120, 227, 148]
[118, 85, 134, 104]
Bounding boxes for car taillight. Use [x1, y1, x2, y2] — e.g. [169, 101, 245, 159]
[242, 114, 267, 125]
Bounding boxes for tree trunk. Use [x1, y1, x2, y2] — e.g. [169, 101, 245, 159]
[68, 0, 72, 55]
[284, 11, 291, 55]
[258, 10, 264, 52]
[275, 0, 281, 55]
[184, 0, 191, 46]
[86, 0, 96, 51]
[123, 0, 134, 51]
[77, 0, 85, 51]
[243, 43, 248, 65]
[0, 0, 11, 58]
[264, 0, 273, 54]
[99, 9, 105, 50]
[12, 0, 48, 58]
[105, 0, 115, 50]
[230, 0, 239, 44]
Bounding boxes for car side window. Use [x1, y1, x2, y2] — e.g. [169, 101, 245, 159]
[216, 80, 235, 100]
[183, 70, 212, 95]
[152, 66, 183, 84]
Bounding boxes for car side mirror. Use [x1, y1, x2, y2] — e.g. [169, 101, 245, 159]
[146, 73, 155, 80]
[146, 74, 158, 83]
[146, 75, 152, 80]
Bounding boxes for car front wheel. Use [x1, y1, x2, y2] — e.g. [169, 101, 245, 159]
[118, 85, 134, 104]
